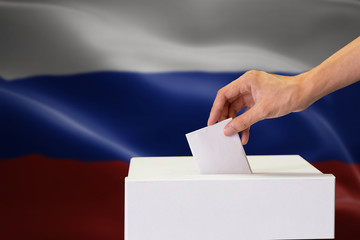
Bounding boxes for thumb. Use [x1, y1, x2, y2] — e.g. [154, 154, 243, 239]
[224, 107, 262, 136]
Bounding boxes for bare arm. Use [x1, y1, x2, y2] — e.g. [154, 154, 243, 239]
[302, 36, 360, 104]
[208, 37, 360, 145]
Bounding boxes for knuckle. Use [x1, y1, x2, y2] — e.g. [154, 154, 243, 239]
[244, 70, 258, 78]
[216, 88, 224, 96]
[216, 87, 227, 99]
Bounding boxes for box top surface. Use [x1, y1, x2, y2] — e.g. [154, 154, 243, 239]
[127, 155, 333, 180]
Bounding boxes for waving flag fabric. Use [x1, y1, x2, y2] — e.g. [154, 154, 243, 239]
[0, 0, 359, 239]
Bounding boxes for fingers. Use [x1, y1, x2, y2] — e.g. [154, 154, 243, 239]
[224, 106, 263, 136]
[219, 99, 245, 121]
[228, 100, 245, 118]
[219, 101, 230, 122]
[208, 72, 256, 126]
[208, 91, 227, 125]
[209, 97, 245, 125]
[208, 80, 244, 126]
[240, 128, 250, 145]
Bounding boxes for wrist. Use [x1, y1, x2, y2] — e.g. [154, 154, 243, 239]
[290, 70, 318, 112]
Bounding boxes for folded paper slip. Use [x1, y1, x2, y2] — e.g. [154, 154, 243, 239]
[186, 118, 251, 174]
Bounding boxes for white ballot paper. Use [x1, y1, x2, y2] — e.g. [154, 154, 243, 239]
[186, 118, 252, 174]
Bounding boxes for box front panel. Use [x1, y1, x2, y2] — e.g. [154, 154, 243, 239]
[125, 178, 334, 240]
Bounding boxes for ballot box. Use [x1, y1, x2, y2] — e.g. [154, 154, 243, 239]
[125, 155, 335, 240]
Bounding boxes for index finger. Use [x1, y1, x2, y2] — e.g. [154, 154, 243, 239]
[207, 92, 227, 125]
[207, 82, 242, 125]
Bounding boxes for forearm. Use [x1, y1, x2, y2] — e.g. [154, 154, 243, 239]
[300, 37, 360, 106]
[208, 37, 360, 141]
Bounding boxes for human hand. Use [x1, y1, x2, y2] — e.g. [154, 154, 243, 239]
[208, 70, 310, 145]
[208, 37, 360, 145]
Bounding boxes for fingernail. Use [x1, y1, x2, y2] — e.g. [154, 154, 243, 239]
[224, 124, 236, 136]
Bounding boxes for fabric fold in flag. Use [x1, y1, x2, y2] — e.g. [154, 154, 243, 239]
[0, 0, 360, 239]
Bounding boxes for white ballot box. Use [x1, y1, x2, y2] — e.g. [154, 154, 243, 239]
[125, 155, 335, 240]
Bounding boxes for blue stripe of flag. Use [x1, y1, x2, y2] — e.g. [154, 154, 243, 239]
[0, 71, 359, 163]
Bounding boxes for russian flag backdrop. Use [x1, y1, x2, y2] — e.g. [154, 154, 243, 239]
[0, 0, 359, 239]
